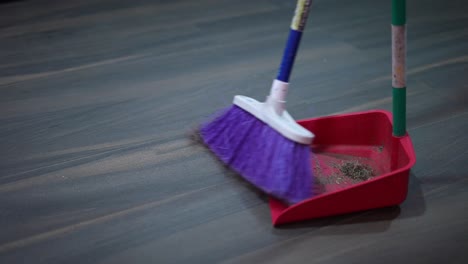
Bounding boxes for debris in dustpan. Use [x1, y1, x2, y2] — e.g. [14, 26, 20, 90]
[376, 145, 384, 153]
[337, 161, 374, 181]
[313, 156, 376, 188]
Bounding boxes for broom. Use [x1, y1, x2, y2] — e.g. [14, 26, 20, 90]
[200, 0, 315, 204]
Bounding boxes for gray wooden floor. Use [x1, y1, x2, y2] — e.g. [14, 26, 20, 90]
[1, 0, 467, 263]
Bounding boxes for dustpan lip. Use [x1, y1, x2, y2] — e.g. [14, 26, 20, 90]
[297, 109, 392, 123]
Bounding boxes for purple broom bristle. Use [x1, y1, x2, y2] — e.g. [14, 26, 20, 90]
[200, 105, 313, 204]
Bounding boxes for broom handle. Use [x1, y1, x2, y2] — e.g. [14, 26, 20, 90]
[392, 0, 406, 136]
[277, 0, 313, 83]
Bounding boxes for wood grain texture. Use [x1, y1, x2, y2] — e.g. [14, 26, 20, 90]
[0, 0, 467, 263]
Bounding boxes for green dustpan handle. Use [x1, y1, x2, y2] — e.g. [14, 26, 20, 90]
[392, 0, 406, 136]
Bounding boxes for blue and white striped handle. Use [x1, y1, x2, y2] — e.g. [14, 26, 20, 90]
[277, 0, 312, 82]
[268, 0, 312, 114]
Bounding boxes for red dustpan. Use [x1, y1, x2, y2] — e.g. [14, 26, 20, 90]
[269, 0, 415, 226]
[269, 110, 416, 225]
